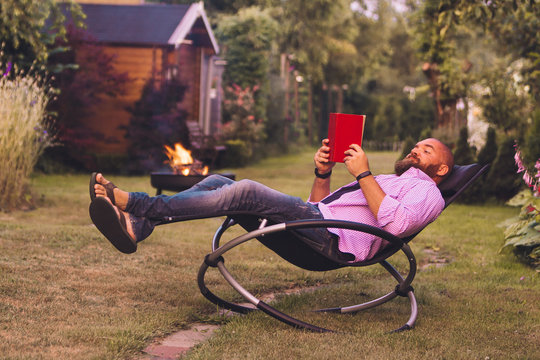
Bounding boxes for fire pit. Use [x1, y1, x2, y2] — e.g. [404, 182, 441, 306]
[150, 142, 235, 195]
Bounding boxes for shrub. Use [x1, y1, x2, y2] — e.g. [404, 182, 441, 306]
[46, 25, 130, 171]
[459, 126, 498, 203]
[123, 78, 189, 174]
[485, 137, 522, 201]
[220, 84, 265, 165]
[500, 148, 539, 268]
[477, 127, 497, 165]
[0, 63, 54, 210]
[221, 139, 251, 168]
[399, 136, 416, 160]
[453, 126, 475, 165]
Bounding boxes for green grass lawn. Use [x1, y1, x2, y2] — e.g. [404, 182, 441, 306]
[0, 148, 538, 359]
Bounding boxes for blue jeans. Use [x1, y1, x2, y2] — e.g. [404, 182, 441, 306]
[126, 175, 332, 246]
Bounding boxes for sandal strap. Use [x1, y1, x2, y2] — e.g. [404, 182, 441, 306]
[104, 182, 117, 205]
[118, 210, 136, 243]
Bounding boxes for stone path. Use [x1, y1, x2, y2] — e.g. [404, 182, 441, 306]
[140, 323, 220, 359]
[136, 286, 319, 359]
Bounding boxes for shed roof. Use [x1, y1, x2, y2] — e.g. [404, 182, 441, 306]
[78, 2, 219, 52]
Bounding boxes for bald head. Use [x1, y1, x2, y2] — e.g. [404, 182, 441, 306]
[395, 138, 454, 184]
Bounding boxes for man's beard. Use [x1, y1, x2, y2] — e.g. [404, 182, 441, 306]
[394, 157, 439, 178]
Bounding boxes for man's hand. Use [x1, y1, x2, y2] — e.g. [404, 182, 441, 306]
[314, 139, 335, 175]
[344, 144, 370, 178]
[345, 144, 385, 217]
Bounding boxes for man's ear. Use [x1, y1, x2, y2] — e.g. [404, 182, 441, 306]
[436, 164, 449, 177]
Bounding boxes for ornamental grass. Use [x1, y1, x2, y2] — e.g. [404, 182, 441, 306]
[0, 62, 54, 211]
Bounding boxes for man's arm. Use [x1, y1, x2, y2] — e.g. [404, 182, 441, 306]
[308, 139, 335, 202]
[344, 144, 386, 217]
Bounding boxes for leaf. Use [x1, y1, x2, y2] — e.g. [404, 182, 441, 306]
[506, 189, 533, 207]
[503, 221, 529, 239]
[513, 228, 540, 247]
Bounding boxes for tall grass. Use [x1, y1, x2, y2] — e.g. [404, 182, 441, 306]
[0, 63, 54, 210]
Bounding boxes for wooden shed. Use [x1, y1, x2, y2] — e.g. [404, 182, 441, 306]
[72, 1, 223, 154]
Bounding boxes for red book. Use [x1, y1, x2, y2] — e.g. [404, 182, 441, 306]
[327, 113, 366, 163]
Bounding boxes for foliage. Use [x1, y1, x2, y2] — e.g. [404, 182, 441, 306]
[220, 84, 265, 166]
[453, 127, 475, 165]
[500, 147, 540, 267]
[413, 0, 538, 133]
[399, 136, 416, 160]
[477, 63, 532, 135]
[522, 109, 540, 171]
[484, 0, 540, 100]
[0, 0, 84, 72]
[123, 78, 189, 174]
[477, 126, 497, 166]
[485, 137, 522, 201]
[44, 25, 130, 171]
[0, 62, 54, 210]
[215, 6, 277, 124]
[343, 2, 433, 143]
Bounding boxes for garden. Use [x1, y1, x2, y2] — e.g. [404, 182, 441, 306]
[1, 0, 539, 359]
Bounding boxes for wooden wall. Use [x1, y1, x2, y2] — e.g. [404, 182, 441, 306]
[176, 45, 199, 123]
[84, 44, 206, 154]
[83, 46, 165, 153]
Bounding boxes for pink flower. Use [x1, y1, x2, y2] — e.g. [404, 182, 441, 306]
[515, 149, 526, 173]
[523, 172, 534, 187]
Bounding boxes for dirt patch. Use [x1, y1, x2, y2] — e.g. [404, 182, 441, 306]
[419, 248, 453, 271]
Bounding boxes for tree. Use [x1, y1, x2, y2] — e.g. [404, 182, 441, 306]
[277, 0, 358, 143]
[216, 7, 278, 124]
[477, 64, 532, 136]
[45, 25, 131, 170]
[413, 0, 473, 131]
[486, 137, 522, 201]
[0, 0, 84, 72]
[477, 127, 497, 166]
[453, 127, 475, 165]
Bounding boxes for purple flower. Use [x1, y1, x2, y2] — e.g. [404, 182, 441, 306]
[2, 62, 12, 77]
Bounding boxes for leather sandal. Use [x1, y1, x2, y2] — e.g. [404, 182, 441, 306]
[89, 197, 137, 254]
[89, 172, 118, 205]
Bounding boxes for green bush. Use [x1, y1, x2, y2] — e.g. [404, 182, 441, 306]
[399, 136, 416, 160]
[221, 139, 252, 168]
[522, 109, 540, 170]
[0, 64, 54, 210]
[477, 127, 497, 165]
[500, 190, 540, 268]
[485, 137, 522, 201]
[453, 127, 475, 165]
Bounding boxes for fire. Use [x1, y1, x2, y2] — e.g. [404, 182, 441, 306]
[163, 142, 209, 176]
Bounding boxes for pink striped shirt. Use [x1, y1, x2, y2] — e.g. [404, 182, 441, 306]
[313, 167, 444, 262]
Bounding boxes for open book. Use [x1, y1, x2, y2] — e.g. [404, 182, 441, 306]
[327, 113, 366, 163]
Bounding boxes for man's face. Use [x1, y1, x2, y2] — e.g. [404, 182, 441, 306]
[395, 139, 444, 178]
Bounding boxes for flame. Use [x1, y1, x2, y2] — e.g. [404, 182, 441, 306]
[163, 142, 208, 176]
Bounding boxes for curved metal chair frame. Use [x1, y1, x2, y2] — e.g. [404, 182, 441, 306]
[156, 163, 489, 333]
[198, 217, 418, 333]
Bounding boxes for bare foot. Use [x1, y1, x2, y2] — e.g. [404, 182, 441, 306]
[94, 173, 129, 211]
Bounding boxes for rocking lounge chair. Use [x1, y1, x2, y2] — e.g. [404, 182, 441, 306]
[155, 163, 489, 333]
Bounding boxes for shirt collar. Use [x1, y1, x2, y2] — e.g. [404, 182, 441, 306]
[400, 166, 435, 183]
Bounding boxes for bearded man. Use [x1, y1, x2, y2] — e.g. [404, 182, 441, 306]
[89, 138, 454, 262]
